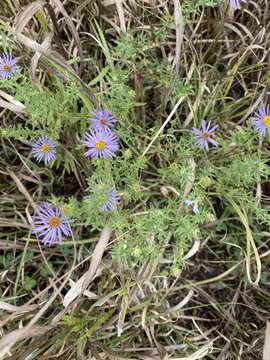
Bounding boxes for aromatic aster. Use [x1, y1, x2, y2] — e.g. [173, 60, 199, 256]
[0, 53, 18, 79]
[192, 120, 219, 151]
[90, 109, 117, 131]
[100, 188, 121, 212]
[32, 136, 57, 165]
[252, 105, 270, 138]
[81, 129, 119, 160]
[32, 202, 71, 246]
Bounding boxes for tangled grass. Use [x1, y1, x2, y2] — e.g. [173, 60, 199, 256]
[1, 0, 270, 359]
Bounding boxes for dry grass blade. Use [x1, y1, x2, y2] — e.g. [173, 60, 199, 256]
[44, 3, 69, 60]
[150, 323, 167, 359]
[117, 295, 129, 337]
[229, 200, 261, 285]
[0, 304, 39, 329]
[0, 302, 37, 314]
[8, 171, 36, 210]
[0, 90, 25, 114]
[183, 237, 200, 260]
[263, 321, 270, 360]
[171, 341, 214, 360]
[12, 1, 98, 106]
[167, 0, 184, 99]
[142, 95, 186, 156]
[0, 98, 26, 114]
[115, 0, 126, 32]
[14, 32, 98, 106]
[0, 325, 52, 360]
[50, 0, 84, 72]
[168, 290, 194, 313]
[13, 0, 46, 33]
[0, 90, 25, 109]
[128, 258, 157, 305]
[0, 219, 30, 229]
[238, 90, 265, 124]
[0, 301, 20, 312]
[183, 76, 207, 128]
[63, 220, 112, 307]
[62, 272, 86, 308]
[30, 33, 53, 82]
[172, 0, 184, 72]
[82, 220, 112, 281]
[25, 269, 73, 330]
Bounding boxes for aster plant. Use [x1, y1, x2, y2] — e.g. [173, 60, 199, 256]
[100, 188, 121, 212]
[90, 109, 117, 131]
[81, 129, 119, 160]
[32, 136, 57, 165]
[0, 53, 18, 79]
[252, 105, 270, 138]
[192, 120, 219, 151]
[32, 202, 71, 246]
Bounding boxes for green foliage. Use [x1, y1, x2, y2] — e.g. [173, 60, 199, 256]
[104, 68, 136, 117]
[0, 252, 13, 267]
[14, 77, 87, 137]
[217, 152, 270, 190]
[173, 79, 194, 98]
[115, 33, 149, 60]
[40, 262, 54, 277]
[1, 2, 270, 297]
[61, 316, 85, 333]
[24, 276, 37, 290]
[111, 208, 170, 267]
[0, 124, 42, 139]
[182, 0, 220, 19]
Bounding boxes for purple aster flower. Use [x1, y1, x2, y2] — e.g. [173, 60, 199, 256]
[0, 53, 18, 79]
[90, 109, 117, 131]
[252, 105, 270, 138]
[32, 202, 71, 246]
[81, 129, 119, 160]
[192, 120, 219, 151]
[32, 136, 57, 165]
[100, 188, 121, 212]
[185, 199, 199, 214]
[229, 0, 246, 10]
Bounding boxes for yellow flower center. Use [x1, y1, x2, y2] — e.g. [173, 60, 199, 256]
[100, 118, 107, 126]
[202, 132, 210, 140]
[3, 64, 11, 72]
[95, 140, 106, 150]
[41, 143, 50, 154]
[263, 116, 270, 127]
[48, 216, 61, 229]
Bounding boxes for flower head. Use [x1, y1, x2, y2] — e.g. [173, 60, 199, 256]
[230, 0, 245, 10]
[81, 129, 119, 160]
[185, 199, 199, 214]
[0, 53, 18, 79]
[32, 136, 57, 165]
[252, 105, 270, 138]
[100, 188, 121, 212]
[192, 120, 219, 151]
[90, 109, 117, 131]
[32, 202, 71, 246]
